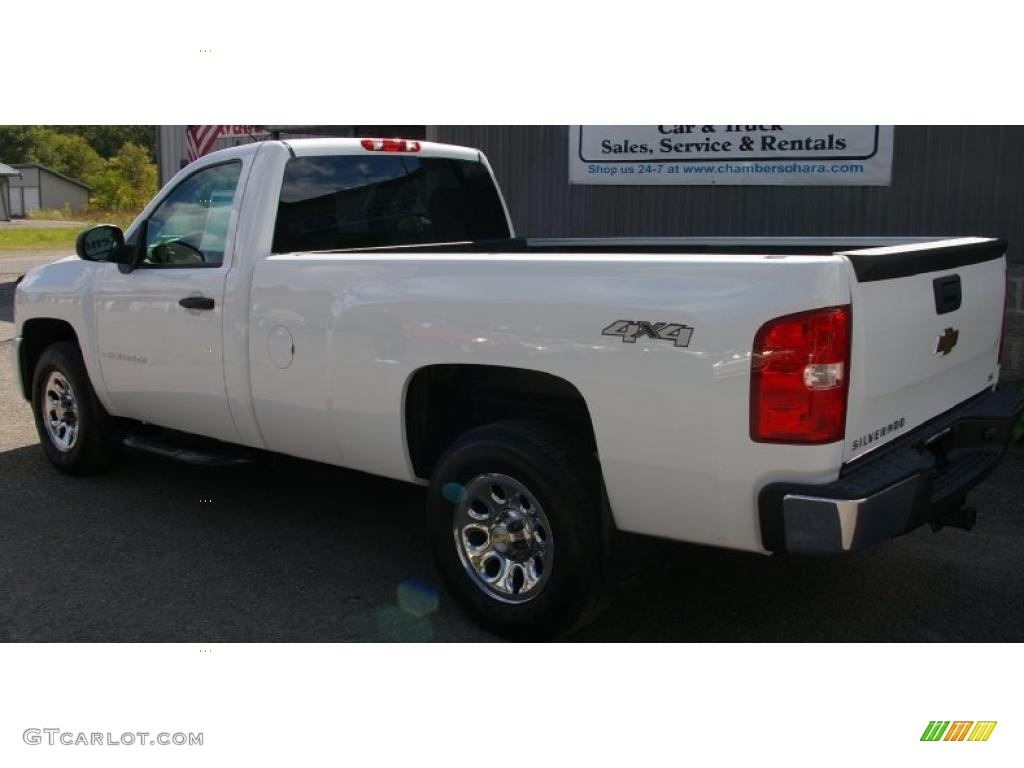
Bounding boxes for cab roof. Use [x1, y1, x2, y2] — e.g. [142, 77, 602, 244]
[282, 137, 481, 162]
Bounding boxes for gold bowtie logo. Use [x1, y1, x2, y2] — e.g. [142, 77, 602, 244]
[935, 327, 959, 357]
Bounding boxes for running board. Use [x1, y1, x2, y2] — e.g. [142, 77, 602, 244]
[123, 434, 254, 466]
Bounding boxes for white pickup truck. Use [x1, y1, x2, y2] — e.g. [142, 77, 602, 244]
[13, 138, 1023, 638]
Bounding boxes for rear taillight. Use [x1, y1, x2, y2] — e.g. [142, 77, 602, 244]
[360, 138, 422, 152]
[750, 305, 851, 444]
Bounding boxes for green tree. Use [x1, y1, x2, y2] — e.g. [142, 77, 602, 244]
[54, 126, 156, 160]
[0, 126, 104, 182]
[88, 142, 157, 211]
[0, 126, 158, 214]
[0, 125, 41, 161]
[27, 130, 105, 182]
[0, 125, 156, 166]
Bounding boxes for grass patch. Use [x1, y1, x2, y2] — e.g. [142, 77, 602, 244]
[28, 207, 139, 230]
[25, 205, 80, 222]
[2, 208, 141, 254]
[0, 227, 80, 253]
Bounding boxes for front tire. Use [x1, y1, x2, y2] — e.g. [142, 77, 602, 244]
[31, 341, 120, 476]
[427, 420, 609, 640]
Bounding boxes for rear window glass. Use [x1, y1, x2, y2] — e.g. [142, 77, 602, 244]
[272, 155, 510, 253]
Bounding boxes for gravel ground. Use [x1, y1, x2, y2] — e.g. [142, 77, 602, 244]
[1, 255, 1022, 641]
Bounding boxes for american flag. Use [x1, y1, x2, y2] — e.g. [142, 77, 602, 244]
[186, 126, 267, 162]
[186, 125, 223, 162]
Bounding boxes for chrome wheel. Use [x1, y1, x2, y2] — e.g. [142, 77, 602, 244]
[41, 371, 79, 452]
[451, 473, 553, 604]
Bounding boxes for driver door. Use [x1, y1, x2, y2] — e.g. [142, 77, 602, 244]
[94, 159, 245, 443]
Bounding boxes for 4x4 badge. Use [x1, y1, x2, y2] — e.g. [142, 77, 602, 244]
[935, 327, 959, 356]
[603, 320, 693, 348]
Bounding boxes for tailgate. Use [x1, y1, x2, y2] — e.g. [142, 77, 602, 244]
[840, 238, 1007, 463]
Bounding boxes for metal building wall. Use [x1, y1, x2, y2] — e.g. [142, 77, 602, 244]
[9, 166, 40, 187]
[426, 126, 1024, 264]
[157, 126, 188, 187]
[38, 172, 89, 212]
[8, 167, 42, 215]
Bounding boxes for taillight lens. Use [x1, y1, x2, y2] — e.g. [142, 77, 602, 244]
[360, 138, 422, 152]
[750, 305, 851, 444]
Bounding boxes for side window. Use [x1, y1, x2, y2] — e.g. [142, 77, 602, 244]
[272, 155, 510, 253]
[142, 161, 242, 267]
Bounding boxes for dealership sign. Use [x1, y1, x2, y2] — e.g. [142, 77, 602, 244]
[569, 125, 893, 186]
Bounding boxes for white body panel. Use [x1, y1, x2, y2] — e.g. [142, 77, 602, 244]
[12, 139, 1006, 556]
[94, 145, 258, 443]
[247, 251, 850, 552]
[92, 263, 239, 442]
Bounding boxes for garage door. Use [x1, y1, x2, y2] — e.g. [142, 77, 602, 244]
[23, 187, 40, 214]
[9, 187, 23, 217]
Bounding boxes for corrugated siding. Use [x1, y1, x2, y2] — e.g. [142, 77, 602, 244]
[9, 167, 39, 186]
[427, 126, 1024, 265]
[38, 172, 88, 212]
[157, 126, 188, 187]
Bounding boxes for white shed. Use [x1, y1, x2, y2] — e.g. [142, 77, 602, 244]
[0, 162, 21, 221]
[7, 163, 90, 217]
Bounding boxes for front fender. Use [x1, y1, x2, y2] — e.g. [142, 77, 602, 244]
[14, 256, 109, 410]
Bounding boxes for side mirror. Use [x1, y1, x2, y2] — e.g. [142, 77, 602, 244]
[75, 225, 128, 263]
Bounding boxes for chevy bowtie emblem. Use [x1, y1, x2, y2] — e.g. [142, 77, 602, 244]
[935, 327, 959, 356]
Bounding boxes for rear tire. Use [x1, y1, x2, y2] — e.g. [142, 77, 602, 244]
[31, 341, 121, 476]
[427, 419, 609, 640]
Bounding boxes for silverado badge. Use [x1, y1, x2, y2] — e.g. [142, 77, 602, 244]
[935, 327, 959, 357]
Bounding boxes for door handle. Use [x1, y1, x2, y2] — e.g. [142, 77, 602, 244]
[932, 275, 961, 315]
[179, 296, 215, 310]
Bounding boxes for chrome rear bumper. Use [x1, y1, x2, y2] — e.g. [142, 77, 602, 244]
[759, 387, 1024, 554]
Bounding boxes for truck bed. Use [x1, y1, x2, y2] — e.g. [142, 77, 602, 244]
[306, 236, 1007, 282]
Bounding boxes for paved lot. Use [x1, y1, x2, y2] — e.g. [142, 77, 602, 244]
[1, 251, 1023, 641]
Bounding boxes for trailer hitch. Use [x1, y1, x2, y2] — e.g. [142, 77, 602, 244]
[930, 505, 977, 533]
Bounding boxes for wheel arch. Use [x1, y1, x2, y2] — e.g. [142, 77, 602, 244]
[404, 363, 599, 480]
[17, 318, 82, 401]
